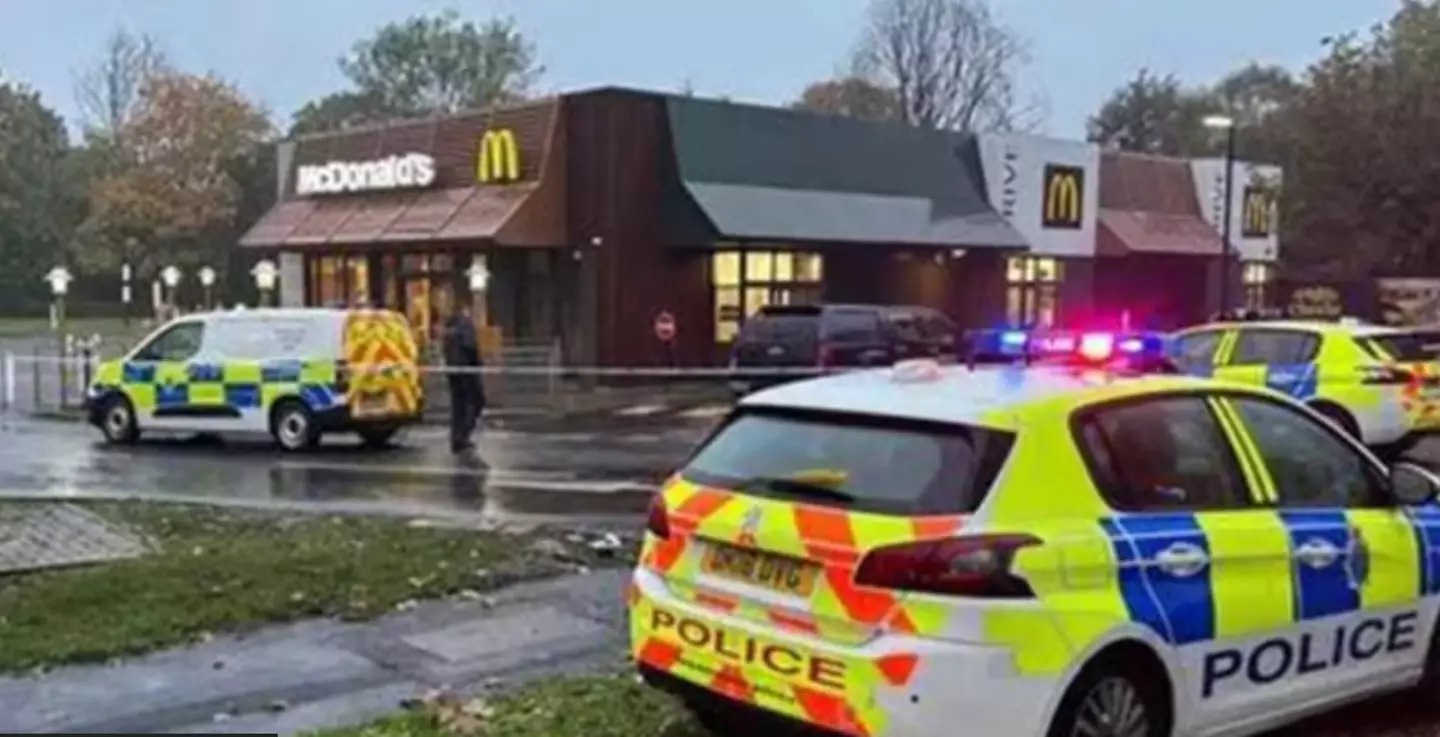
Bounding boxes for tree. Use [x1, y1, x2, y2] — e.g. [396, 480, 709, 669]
[792, 76, 901, 122]
[290, 90, 394, 136]
[0, 77, 76, 312]
[291, 11, 542, 135]
[1086, 69, 1219, 156]
[854, 0, 1030, 131]
[80, 71, 273, 281]
[73, 30, 167, 138]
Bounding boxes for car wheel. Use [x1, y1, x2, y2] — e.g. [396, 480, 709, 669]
[271, 401, 319, 452]
[358, 426, 399, 449]
[100, 396, 140, 445]
[1047, 661, 1167, 737]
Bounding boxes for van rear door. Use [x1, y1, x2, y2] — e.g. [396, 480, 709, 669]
[342, 311, 423, 419]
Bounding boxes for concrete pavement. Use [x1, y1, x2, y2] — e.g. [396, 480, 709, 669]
[0, 569, 630, 735]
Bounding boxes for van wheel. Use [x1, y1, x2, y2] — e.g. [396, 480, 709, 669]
[358, 427, 399, 449]
[271, 401, 319, 452]
[1047, 658, 1168, 737]
[100, 396, 140, 445]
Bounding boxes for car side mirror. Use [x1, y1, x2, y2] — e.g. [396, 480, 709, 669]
[1390, 462, 1440, 506]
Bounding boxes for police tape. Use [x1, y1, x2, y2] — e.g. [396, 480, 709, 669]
[1, 353, 857, 378]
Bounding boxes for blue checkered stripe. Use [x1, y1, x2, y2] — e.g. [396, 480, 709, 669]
[1103, 508, 1440, 646]
[116, 360, 342, 412]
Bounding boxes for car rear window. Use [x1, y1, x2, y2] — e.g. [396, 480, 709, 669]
[680, 408, 1015, 515]
[822, 310, 882, 342]
[737, 312, 820, 344]
[1357, 332, 1440, 362]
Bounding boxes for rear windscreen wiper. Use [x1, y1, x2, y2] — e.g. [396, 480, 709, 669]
[736, 475, 856, 503]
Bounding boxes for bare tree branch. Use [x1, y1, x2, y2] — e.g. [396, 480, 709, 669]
[74, 30, 168, 138]
[856, 0, 1029, 132]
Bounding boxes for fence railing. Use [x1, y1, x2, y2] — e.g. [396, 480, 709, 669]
[1, 338, 828, 419]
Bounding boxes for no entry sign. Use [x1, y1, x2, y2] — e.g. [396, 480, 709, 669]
[654, 311, 677, 342]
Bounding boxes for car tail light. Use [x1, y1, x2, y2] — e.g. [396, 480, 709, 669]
[1361, 365, 1414, 385]
[646, 494, 671, 539]
[854, 533, 1040, 598]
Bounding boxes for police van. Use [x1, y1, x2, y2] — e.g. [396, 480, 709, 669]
[84, 308, 423, 451]
[629, 338, 1440, 737]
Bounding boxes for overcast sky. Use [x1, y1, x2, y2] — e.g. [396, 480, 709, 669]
[0, 0, 1402, 138]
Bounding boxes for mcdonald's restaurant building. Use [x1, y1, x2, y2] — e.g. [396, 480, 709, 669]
[239, 88, 1281, 366]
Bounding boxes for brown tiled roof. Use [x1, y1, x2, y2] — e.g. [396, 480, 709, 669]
[1098, 151, 1220, 256]
[1097, 210, 1223, 256]
[438, 185, 536, 240]
[241, 97, 566, 248]
[237, 199, 314, 247]
[284, 199, 358, 246]
[379, 187, 474, 241]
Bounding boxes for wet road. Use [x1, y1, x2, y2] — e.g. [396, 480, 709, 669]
[0, 416, 711, 525]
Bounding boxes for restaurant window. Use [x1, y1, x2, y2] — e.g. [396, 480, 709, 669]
[1006, 257, 1061, 328]
[712, 249, 824, 344]
[308, 254, 372, 308]
[1243, 262, 1275, 311]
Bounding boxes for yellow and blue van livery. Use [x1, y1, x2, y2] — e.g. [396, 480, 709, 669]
[85, 308, 422, 451]
[630, 360, 1440, 737]
[1171, 320, 1440, 453]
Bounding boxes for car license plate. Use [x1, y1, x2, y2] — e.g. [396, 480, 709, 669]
[702, 542, 818, 596]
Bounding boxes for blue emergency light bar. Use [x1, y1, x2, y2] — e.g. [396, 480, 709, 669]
[968, 329, 1170, 366]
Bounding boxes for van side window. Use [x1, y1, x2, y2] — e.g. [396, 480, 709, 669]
[133, 322, 205, 363]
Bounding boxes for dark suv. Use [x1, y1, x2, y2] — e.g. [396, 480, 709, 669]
[728, 304, 958, 395]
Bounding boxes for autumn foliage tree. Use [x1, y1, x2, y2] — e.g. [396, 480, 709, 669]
[79, 71, 272, 282]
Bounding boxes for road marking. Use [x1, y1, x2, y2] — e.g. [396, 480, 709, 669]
[679, 404, 730, 419]
[615, 404, 664, 417]
[274, 460, 578, 480]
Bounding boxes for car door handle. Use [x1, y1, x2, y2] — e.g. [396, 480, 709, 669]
[1152, 543, 1209, 577]
[1295, 539, 1341, 569]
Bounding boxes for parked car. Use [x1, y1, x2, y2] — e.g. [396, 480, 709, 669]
[728, 304, 957, 395]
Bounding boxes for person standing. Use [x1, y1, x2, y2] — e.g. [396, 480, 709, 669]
[442, 304, 486, 453]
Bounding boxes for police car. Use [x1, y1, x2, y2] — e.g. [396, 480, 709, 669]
[1170, 319, 1440, 456]
[629, 332, 1440, 737]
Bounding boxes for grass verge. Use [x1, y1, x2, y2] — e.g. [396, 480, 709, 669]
[309, 674, 714, 737]
[0, 502, 601, 674]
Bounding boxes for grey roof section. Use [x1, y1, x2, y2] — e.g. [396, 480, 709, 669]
[666, 96, 1026, 248]
[684, 183, 1025, 246]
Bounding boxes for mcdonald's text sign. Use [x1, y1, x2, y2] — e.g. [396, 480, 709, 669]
[477, 129, 521, 184]
[1041, 164, 1084, 230]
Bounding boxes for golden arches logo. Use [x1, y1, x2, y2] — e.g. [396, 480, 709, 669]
[1242, 186, 1273, 237]
[477, 129, 521, 183]
[1042, 164, 1083, 229]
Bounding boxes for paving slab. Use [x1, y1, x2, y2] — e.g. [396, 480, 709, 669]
[0, 502, 147, 573]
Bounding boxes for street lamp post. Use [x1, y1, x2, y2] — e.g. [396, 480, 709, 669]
[121, 262, 133, 327]
[467, 257, 491, 328]
[251, 259, 277, 307]
[198, 267, 216, 311]
[161, 266, 182, 315]
[1204, 115, 1238, 317]
[45, 266, 73, 408]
